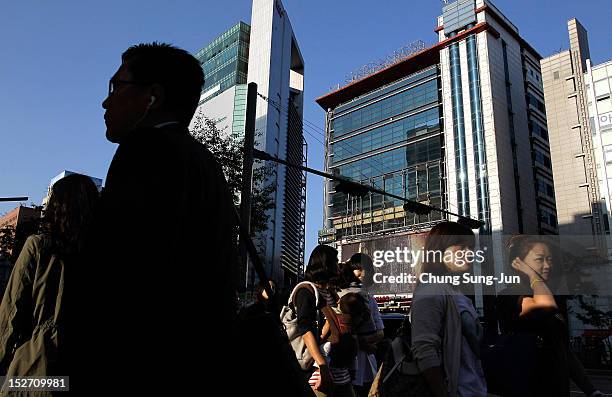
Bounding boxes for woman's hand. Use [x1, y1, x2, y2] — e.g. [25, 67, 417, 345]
[511, 257, 540, 282]
[314, 364, 333, 394]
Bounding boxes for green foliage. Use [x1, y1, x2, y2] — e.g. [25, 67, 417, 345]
[0, 225, 15, 257]
[190, 113, 276, 248]
[574, 295, 612, 330]
[0, 215, 42, 263]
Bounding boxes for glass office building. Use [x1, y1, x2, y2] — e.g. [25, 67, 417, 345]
[323, 66, 444, 241]
[193, 22, 250, 138]
[192, 0, 307, 288]
[318, 0, 555, 293]
[195, 22, 250, 104]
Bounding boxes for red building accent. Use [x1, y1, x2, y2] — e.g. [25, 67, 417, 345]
[316, 22, 498, 110]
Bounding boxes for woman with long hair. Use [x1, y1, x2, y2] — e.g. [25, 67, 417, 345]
[494, 235, 602, 397]
[290, 244, 360, 397]
[292, 244, 341, 397]
[0, 174, 98, 382]
[411, 221, 487, 397]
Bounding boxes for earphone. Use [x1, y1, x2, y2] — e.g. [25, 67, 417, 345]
[130, 96, 156, 131]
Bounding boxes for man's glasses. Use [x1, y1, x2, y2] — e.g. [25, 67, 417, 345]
[108, 79, 149, 96]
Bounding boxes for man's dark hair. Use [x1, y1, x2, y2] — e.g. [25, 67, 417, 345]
[121, 42, 204, 125]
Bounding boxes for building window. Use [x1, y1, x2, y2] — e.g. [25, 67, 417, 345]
[531, 122, 549, 140]
[597, 97, 612, 114]
[537, 179, 555, 198]
[534, 150, 552, 168]
[540, 209, 558, 228]
[527, 93, 546, 113]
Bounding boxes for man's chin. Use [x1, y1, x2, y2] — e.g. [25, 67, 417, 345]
[105, 128, 121, 144]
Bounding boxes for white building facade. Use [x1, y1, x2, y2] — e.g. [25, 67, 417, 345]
[438, 0, 555, 294]
[193, 0, 307, 287]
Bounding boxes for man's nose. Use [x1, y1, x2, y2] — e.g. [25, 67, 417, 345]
[102, 95, 110, 109]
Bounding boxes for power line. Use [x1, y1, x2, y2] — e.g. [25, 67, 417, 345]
[256, 93, 389, 189]
[254, 93, 453, 232]
[256, 94, 385, 189]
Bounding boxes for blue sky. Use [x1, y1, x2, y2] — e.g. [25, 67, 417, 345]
[1, 0, 611, 260]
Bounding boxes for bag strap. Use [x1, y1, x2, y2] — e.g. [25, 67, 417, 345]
[391, 337, 406, 364]
[289, 281, 320, 309]
[381, 337, 406, 384]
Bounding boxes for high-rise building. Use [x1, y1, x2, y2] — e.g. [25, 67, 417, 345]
[437, 0, 557, 278]
[193, 0, 306, 287]
[587, 59, 612, 258]
[541, 20, 612, 337]
[317, 0, 556, 303]
[193, 22, 251, 137]
[541, 19, 612, 259]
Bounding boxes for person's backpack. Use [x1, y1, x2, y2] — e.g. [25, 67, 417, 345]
[327, 295, 360, 368]
[326, 310, 359, 369]
[369, 317, 432, 397]
[280, 281, 320, 370]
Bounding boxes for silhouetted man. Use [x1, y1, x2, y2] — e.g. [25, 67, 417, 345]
[75, 43, 314, 397]
[78, 43, 239, 391]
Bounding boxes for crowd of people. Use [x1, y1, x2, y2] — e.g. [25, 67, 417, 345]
[0, 42, 607, 396]
[268, 222, 602, 397]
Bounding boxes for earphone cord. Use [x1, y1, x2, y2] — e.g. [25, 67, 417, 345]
[131, 101, 153, 131]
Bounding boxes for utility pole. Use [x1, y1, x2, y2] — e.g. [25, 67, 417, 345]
[240, 82, 257, 294]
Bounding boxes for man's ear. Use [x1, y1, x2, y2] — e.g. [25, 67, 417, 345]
[149, 84, 165, 109]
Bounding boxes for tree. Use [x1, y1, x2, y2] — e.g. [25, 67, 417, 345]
[572, 295, 612, 367]
[190, 113, 276, 287]
[574, 295, 612, 329]
[0, 216, 42, 263]
[0, 225, 16, 258]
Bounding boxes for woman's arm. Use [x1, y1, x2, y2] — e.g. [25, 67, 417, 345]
[511, 258, 557, 316]
[0, 236, 37, 374]
[294, 288, 333, 393]
[320, 319, 330, 342]
[302, 331, 327, 367]
[302, 331, 332, 393]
